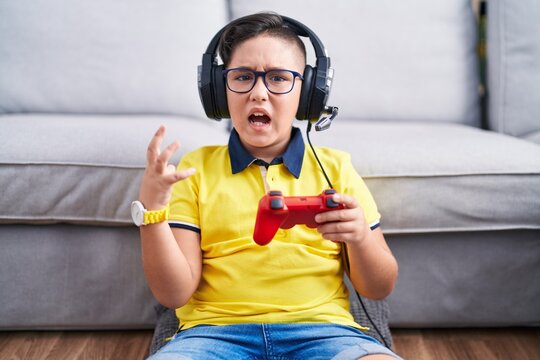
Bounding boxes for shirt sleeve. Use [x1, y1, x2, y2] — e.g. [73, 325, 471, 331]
[338, 153, 381, 230]
[168, 151, 201, 233]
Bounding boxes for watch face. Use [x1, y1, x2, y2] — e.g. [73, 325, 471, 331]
[131, 201, 145, 226]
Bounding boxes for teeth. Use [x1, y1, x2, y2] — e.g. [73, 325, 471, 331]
[249, 112, 270, 126]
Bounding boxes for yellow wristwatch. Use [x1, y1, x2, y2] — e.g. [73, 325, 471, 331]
[131, 201, 169, 226]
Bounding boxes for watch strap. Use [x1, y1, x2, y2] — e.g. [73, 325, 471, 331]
[144, 204, 170, 225]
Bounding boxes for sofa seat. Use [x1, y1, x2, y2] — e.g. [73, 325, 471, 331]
[2, 115, 539, 329]
[309, 120, 540, 234]
[0, 114, 229, 226]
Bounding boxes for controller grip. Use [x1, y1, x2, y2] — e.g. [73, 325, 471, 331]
[253, 195, 288, 245]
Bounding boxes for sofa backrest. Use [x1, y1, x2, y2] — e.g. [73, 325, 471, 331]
[0, 0, 228, 119]
[230, 0, 481, 126]
[488, 0, 540, 144]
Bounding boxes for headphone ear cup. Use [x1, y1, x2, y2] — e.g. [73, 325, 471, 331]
[297, 65, 314, 120]
[198, 55, 216, 120]
[198, 60, 229, 120]
[212, 64, 229, 119]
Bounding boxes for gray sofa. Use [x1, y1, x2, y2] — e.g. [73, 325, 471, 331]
[1, 0, 539, 332]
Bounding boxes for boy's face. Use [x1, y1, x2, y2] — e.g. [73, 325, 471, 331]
[226, 35, 305, 161]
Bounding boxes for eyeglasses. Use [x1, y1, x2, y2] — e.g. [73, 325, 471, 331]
[223, 68, 304, 95]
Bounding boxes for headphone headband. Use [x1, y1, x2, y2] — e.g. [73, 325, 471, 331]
[198, 14, 335, 123]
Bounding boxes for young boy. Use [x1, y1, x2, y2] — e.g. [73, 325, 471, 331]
[138, 12, 400, 359]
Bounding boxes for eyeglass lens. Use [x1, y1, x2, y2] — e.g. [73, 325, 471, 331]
[225, 69, 297, 94]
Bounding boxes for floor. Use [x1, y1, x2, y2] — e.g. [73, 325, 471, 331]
[1, 327, 539, 359]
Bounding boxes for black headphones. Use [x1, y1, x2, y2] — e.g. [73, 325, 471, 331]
[198, 15, 338, 129]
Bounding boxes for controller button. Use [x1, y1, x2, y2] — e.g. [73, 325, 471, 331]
[270, 198, 284, 209]
[326, 197, 339, 208]
[269, 190, 282, 196]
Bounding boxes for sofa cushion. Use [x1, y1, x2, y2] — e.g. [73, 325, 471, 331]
[305, 120, 540, 234]
[231, 0, 480, 126]
[0, 115, 229, 225]
[0, 0, 227, 118]
[488, 0, 540, 140]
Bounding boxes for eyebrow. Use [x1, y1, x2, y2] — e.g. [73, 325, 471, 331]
[227, 65, 304, 72]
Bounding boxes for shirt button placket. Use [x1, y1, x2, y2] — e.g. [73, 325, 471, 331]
[266, 166, 288, 240]
[267, 167, 278, 190]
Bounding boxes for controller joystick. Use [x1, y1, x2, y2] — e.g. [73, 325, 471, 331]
[253, 189, 344, 245]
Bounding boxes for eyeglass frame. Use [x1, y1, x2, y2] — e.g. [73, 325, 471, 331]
[222, 67, 304, 95]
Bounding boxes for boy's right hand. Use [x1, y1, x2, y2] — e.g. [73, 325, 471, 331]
[139, 125, 196, 210]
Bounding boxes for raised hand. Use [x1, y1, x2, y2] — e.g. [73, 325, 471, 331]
[139, 125, 196, 210]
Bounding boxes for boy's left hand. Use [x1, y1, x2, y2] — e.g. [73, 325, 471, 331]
[314, 193, 370, 246]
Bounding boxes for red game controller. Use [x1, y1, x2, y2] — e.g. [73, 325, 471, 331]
[253, 189, 344, 245]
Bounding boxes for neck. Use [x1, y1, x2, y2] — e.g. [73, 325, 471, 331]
[250, 148, 282, 164]
[241, 141, 287, 164]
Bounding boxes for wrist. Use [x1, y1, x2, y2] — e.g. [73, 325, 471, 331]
[346, 227, 372, 250]
[138, 190, 170, 211]
[139, 200, 169, 211]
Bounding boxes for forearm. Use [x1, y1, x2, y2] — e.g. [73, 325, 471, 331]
[140, 223, 200, 308]
[346, 229, 398, 300]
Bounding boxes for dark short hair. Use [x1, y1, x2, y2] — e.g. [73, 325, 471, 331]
[219, 12, 307, 67]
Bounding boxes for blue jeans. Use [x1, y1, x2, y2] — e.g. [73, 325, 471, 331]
[148, 323, 402, 359]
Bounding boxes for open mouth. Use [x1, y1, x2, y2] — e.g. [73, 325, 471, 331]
[249, 112, 271, 127]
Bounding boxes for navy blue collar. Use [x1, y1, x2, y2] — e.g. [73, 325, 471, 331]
[228, 127, 304, 178]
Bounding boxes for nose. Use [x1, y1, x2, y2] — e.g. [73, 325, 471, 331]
[249, 75, 269, 102]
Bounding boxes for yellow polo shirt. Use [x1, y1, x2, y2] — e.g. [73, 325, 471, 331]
[168, 127, 380, 330]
